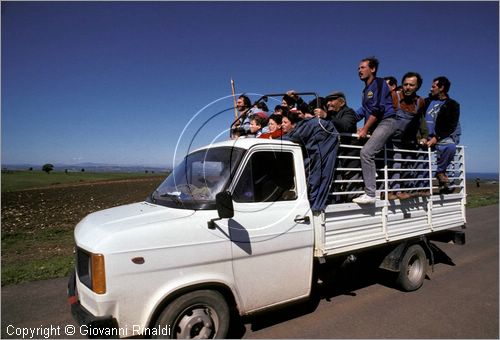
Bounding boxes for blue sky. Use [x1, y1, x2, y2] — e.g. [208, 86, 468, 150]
[2, 1, 499, 172]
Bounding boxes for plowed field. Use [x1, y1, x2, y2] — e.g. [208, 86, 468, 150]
[1, 176, 164, 285]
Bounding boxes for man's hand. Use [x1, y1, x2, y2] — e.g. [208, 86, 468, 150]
[314, 108, 327, 119]
[286, 90, 299, 100]
[357, 127, 369, 139]
[357, 115, 377, 139]
[427, 136, 438, 147]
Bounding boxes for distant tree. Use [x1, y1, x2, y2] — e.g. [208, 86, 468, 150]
[81, 168, 85, 172]
[65, 169, 68, 174]
[29, 167, 33, 171]
[145, 170, 149, 174]
[42, 163, 54, 174]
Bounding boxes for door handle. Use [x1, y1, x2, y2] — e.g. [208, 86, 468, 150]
[294, 215, 310, 224]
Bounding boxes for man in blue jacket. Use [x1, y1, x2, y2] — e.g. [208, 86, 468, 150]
[424, 76, 461, 192]
[353, 57, 397, 204]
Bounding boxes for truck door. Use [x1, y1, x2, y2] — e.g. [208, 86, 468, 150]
[228, 146, 314, 312]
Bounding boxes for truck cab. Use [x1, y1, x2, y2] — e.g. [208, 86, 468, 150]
[69, 138, 316, 338]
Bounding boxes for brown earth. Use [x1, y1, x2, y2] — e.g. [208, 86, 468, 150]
[1, 176, 164, 267]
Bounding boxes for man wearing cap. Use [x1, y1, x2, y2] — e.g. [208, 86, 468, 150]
[315, 92, 357, 133]
[352, 56, 397, 204]
[315, 92, 359, 202]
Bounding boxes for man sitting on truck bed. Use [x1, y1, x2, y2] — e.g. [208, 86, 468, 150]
[423, 76, 461, 193]
[314, 91, 360, 202]
[388, 71, 429, 199]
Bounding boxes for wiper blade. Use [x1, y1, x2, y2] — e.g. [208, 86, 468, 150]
[160, 192, 182, 206]
[162, 191, 181, 196]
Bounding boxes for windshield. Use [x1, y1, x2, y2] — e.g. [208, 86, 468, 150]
[150, 146, 245, 209]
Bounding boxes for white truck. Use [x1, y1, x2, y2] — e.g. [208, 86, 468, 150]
[68, 134, 466, 339]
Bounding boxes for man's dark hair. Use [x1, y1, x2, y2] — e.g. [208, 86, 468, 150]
[384, 76, 398, 88]
[274, 105, 289, 115]
[308, 97, 327, 112]
[255, 101, 269, 112]
[433, 76, 451, 93]
[250, 115, 265, 126]
[402, 72, 423, 91]
[362, 56, 379, 75]
[282, 94, 296, 107]
[239, 95, 251, 108]
[268, 114, 282, 125]
[283, 110, 302, 124]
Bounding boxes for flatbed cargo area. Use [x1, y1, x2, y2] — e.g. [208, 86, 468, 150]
[314, 138, 466, 257]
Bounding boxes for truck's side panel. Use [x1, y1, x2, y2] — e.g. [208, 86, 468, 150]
[315, 144, 466, 256]
[319, 194, 465, 255]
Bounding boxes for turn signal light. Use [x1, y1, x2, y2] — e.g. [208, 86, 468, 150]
[91, 254, 106, 294]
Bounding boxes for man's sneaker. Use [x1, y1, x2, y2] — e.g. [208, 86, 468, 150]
[353, 194, 376, 204]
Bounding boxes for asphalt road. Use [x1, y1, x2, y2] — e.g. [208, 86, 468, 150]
[2, 205, 498, 339]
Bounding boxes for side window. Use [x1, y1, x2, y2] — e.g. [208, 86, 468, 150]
[233, 151, 297, 203]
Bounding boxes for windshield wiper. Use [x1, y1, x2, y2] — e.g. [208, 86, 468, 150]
[160, 192, 183, 206]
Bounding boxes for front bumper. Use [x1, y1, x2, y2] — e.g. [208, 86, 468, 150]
[68, 270, 119, 338]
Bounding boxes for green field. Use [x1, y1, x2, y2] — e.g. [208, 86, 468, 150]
[1, 170, 166, 192]
[465, 180, 499, 208]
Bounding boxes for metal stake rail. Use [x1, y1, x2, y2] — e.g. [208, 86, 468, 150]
[329, 133, 466, 229]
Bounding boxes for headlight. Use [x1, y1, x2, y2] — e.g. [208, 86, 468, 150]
[76, 248, 106, 294]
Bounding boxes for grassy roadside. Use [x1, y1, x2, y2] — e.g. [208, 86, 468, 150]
[1, 178, 498, 286]
[465, 180, 498, 208]
[2, 256, 75, 285]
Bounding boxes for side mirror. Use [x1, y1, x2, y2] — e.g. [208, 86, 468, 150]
[208, 191, 234, 229]
[215, 191, 234, 219]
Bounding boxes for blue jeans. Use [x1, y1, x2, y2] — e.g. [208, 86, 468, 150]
[360, 117, 397, 197]
[435, 137, 457, 173]
[414, 145, 429, 189]
[390, 144, 414, 191]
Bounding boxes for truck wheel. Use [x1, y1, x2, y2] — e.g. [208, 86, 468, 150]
[396, 244, 428, 292]
[153, 290, 230, 339]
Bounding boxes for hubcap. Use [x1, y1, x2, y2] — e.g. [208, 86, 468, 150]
[176, 307, 218, 339]
[407, 254, 423, 283]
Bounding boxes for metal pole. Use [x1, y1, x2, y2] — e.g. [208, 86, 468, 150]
[230, 78, 238, 120]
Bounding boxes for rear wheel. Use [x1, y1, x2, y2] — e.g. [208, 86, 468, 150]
[153, 290, 230, 339]
[396, 244, 428, 291]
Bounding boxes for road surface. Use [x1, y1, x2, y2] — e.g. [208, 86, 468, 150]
[2, 205, 498, 339]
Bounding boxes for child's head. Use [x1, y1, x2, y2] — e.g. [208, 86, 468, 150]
[267, 114, 282, 133]
[250, 116, 264, 134]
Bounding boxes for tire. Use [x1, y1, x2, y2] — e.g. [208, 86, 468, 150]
[396, 244, 428, 292]
[153, 290, 230, 339]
